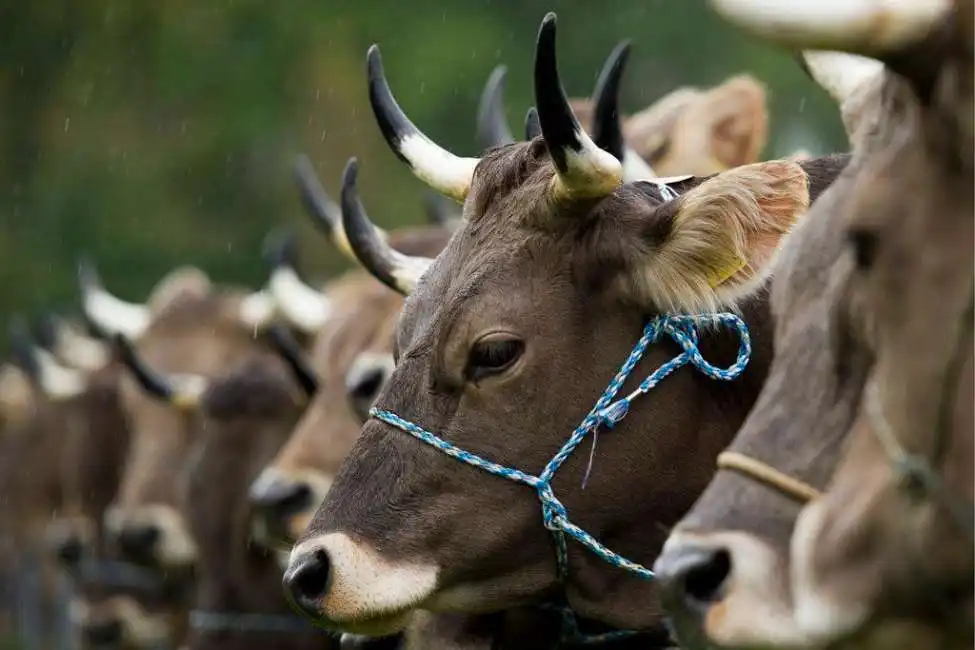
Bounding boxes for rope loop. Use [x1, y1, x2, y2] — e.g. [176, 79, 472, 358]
[369, 312, 751, 644]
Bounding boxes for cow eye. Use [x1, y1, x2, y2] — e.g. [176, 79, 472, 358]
[466, 336, 524, 381]
[848, 228, 878, 270]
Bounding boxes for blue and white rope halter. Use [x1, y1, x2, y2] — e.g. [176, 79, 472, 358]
[370, 312, 751, 644]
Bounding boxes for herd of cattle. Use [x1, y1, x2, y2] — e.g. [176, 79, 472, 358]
[0, 1, 971, 649]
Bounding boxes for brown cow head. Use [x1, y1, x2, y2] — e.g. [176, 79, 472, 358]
[281, 13, 846, 637]
[82, 263, 279, 574]
[654, 1, 973, 648]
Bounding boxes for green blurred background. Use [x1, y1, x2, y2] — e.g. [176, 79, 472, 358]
[0, 0, 847, 346]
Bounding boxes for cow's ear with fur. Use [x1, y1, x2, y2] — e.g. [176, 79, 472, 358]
[698, 76, 769, 170]
[577, 161, 809, 314]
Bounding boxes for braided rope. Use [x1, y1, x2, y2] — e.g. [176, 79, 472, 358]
[371, 312, 751, 643]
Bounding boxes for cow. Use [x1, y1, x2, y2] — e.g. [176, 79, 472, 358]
[476, 41, 769, 179]
[248, 159, 453, 550]
[652, 1, 974, 649]
[279, 11, 848, 641]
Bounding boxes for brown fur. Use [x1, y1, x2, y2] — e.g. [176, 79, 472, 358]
[657, 5, 973, 649]
[293, 108, 845, 639]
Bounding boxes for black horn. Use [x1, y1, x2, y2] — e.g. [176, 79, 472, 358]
[590, 40, 631, 161]
[293, 154, 344, 243]
[524, 107, 542, 140]
[476, 65, 516, 149]
[8, 316, 40, 382]
[113, 333, 176, 402]
[33, 312, 61, 352]
[267, 325, 319, 398]
[340, 158, 433, 297]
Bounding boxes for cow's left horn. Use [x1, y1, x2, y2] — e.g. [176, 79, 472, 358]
[114, 334, 206, 409]
[340, 158, 434, 297]
[367, 45, 480, 203]
[77, 256, 151, 340]
[589, 40, 657, 182]
[267, 325, 319, 398]
[477, 65, 516, 149]
[264, 229, 332, 334]
[534, 13, 623, 200]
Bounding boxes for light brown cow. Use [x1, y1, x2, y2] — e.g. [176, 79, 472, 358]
[280, 13, 848, 640]
[653, 1, 973, 648]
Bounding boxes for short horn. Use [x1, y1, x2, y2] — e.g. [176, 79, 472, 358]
[10, 317, 86, 400]
[709, 0, 949, 55]
[267, 325, 319, 398]
[34, 313, 110, 372]
[367, 44, 480, 202]
[589, 40, 658, 182]
[264, 229, 332, 334]
[293, 154, 354, 257]
[113, 334, 205, 409]
[524, 107, 542, 140]
[476, 65, 516, 149]
[340, 158, 434, 297]
[77, 256, 151, 340]
[534, 13, 623, 200]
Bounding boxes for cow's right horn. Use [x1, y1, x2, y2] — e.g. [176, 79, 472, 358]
[367, 45, 480, 202]
[534, 13, 623, 200]
[267, 325, 319, 399]
[77, 257, 151, 340]
[340, 158, 434, 297]
[264, 229, 332, 334]
[477, 65, 516, 149]
[114, 334, 206, 410]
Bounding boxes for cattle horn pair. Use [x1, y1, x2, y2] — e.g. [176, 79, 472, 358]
[264, 229, 333, 334]
[368, 12, 622, 205]
[477, 41, 656, 182]
[8, 316, 87, 400]
[113, 334, 207, 410]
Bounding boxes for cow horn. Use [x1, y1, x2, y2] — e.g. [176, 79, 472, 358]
[77, 256, 151, 340]
[367, 44, 480, 202]
[534, 13, 623, 200]
[294, 154, 353, 257]
[113, 334, 206, 409]
[525, 107, 542, 140]
[589, 40, 658, 183]
[799, 50, 885, 105]
[477, 65, 516, 149]
[267, 325, 319, 398]
[264, 229, 332, 334]
[9, 317, 86, 400]
[238, 290, 277, 331]
[708, 0, 949, 55]
[34, 312, 110, 372]
[340, 158, 434, 297]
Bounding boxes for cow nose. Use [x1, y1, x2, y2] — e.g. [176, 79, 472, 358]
[83, 618, 123, 646]
[115, 523, 160, 562]
[250, 477, 313, 519]
[653, 544, 731, 615]
[55, 534, 85, 568]
[283, 548, 332, 618]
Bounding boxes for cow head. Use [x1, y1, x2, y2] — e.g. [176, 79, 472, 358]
[280, 13, 844, 637]
[85, 262, 279, 573]
[654, 1, 973, 648]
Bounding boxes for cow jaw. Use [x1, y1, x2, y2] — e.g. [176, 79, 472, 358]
[284, 532, 438, 635]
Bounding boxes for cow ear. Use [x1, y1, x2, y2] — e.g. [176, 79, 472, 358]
[698, 75, 768, 170]
[630, 160, 809, 314]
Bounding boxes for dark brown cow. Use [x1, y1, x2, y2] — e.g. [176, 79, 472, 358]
[653, 1, 973, 649]
[280, 13, 847, 639]
[180, 349, 335, 650]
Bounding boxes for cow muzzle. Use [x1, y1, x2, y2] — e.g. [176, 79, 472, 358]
[45, 517, 95, 570]
[104, 505, 197, 571]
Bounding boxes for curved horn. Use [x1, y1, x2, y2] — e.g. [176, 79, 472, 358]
[799, 50, 885, 105]
[77, 256, 151, 340]
[267, 325, 319, 398]
[708, 0, 949, 55]
[113, 334, 206, 409]
[476, 65, 516, 149]
[264, 229, 332, 334]
[588, 40, 658, 183]
[34, 312, 110, 372]
[10, 317, 86, 400]
[293, 154, 353, 257]
[524, 107, 542, 140]
[367, 44, 480, 202]
[238, 290, 277, 332]
[534, 13, 623, 200]
[340, 158, 434, 296]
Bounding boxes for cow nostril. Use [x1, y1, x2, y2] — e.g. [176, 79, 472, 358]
[84, 619, 123, 645]
[56, 536, 84, 568]
[116, 524, 161, 562]
[683, 549, 731, 606]
[285, 548, 331, 617]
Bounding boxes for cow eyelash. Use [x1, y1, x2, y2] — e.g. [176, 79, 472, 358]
[466, 338, 524, 382]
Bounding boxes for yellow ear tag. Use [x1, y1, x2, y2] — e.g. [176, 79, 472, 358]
[707, 256, 747, 288]
[170, 392, 200, 411]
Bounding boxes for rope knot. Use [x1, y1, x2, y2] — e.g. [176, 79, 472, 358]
[595, 399, 629, 429]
